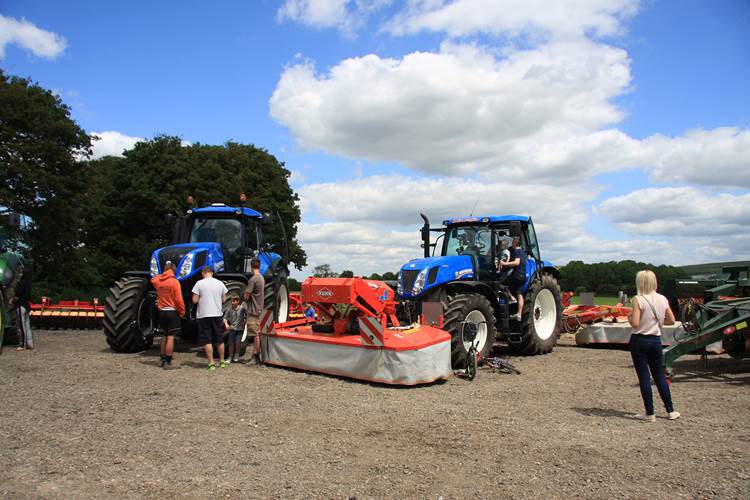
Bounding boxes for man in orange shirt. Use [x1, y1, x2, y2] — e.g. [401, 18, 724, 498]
[151, 260, 186, 368]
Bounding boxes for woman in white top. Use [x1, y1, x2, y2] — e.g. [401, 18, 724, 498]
[627, 270, 680, 422]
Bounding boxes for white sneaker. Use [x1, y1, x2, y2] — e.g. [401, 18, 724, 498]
[635, 414, 656, 422]
[233, 357, 240, 363]
[668, 411, 681, 420]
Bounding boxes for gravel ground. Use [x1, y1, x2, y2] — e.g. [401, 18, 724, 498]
[1, 330, 748, 499]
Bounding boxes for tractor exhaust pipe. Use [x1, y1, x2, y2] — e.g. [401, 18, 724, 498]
[420, 213, 430, 258]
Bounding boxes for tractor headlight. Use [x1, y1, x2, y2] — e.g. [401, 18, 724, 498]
[149, 256, 159, 277]
[397, 270, 403, 295]
[411, 268, 428, 296]
[178, 253, 194, 279]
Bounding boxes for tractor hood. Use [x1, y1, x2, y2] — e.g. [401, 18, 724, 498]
[398, 255, 474, 298]
[150, 242, 225, 281]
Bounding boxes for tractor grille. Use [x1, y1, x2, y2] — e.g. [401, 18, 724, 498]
[401, 269, 420, 293]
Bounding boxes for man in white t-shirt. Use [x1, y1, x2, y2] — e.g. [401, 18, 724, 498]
[192, 265, 228, 371]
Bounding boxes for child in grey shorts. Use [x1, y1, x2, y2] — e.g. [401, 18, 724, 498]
[223, 294, 247, 363]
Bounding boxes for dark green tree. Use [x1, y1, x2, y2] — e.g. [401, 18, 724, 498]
[312, 264, 337, 278]
[0, 70, 93, 298]
[339, 270, 354, 278]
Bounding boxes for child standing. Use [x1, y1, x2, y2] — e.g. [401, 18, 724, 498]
[223, 294, 246, 363]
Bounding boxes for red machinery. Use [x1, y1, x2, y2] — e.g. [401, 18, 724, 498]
[29, 297, 104, 329]
[560, 303, 631, 333]
[258, 277, 452, 385]
[288, 292, 304, 318]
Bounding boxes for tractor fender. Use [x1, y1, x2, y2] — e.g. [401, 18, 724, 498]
[124, 270, 151, 280]
[439, 280, 498, 309]
[542, 264, 561, 282]
[215, 273, 249, 285]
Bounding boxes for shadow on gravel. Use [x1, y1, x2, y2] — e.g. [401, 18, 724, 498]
[572, 407, 637, 420]
[671, 358, 750, 386]
[260, 363, 448, 390]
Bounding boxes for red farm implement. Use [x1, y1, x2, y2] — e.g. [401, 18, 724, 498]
[257, 277, 452, 385]
[30, 297, 104, 329]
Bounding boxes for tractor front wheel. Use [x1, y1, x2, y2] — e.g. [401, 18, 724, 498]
[442, 292, 496, 368]
[512, 274, 562, 355]
[103, 277, 155, 353]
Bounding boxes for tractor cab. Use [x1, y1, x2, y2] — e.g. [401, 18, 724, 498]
[152, 203, 284, 288]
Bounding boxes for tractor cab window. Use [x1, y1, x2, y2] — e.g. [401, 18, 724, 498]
[190, 218, 243, 272]
[444, 226, 493, 272]
[526, 222, 541, 261]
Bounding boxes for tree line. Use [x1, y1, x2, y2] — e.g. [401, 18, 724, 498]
[1, 70, 306, 300]
[559, 260, 687, 296]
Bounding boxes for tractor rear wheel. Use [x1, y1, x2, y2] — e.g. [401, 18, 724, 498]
[263, 272, 289, 323]
[512, 274, 562, 355]
[441, 292, 496, 368]
[103, 277, 155, 353]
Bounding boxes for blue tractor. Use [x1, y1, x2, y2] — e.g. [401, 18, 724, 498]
[397, 214, 563, 367]
[103, 201, 290, 352]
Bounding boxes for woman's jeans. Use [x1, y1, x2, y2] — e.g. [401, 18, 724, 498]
[629, 334, 673, 415]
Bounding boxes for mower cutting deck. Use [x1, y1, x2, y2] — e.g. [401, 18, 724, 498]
[259, 277, 452, 385]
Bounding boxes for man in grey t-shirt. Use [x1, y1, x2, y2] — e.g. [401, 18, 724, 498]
[243, 258, 265, 363]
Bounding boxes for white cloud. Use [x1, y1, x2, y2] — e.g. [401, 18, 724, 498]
[271, 38, 749, 188]
[0, 15, 67, 59]
[289, 169, 308, 184]
[90, 131, 143, 159]
[296, 221, 417, 277]
[271, 39, 634, 180]
[277, 0, 391, 37]
[386, 0, 639, 40]
[298, 174, 594, 227]
[642, 128, 750, 189]
[595, 187, 750, 237]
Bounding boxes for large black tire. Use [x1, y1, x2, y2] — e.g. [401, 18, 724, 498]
[103, 277, 154, 353]
[442, 292, 496, 368]
[512, 274, 562, 355]
[263, 272, 289, 323]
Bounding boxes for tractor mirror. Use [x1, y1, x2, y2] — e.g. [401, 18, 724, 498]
[262, 213, 276, 224]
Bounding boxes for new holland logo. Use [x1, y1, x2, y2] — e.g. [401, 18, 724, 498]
[316, 287, 334, 298]
[367, 282, 380, 290]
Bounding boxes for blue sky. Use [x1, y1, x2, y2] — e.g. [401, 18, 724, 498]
[2, 1, 749, 278]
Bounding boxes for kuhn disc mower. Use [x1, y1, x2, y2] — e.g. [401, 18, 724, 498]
[258, 277, 452, 385]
